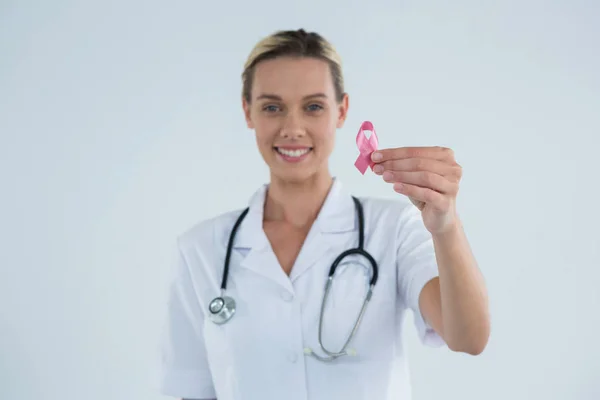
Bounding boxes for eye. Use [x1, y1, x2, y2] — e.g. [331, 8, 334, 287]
[307, 103, 324, 112]
[262, 104, 280, 113]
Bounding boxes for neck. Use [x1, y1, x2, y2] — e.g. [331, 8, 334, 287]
[264, 171, 333, 228]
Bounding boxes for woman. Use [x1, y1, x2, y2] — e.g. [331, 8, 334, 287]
[158, 29, 490, 400]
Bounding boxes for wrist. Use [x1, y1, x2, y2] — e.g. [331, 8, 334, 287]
[431, 219, 463, 242]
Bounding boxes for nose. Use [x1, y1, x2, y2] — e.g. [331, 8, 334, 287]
[279, 111, 306, 140]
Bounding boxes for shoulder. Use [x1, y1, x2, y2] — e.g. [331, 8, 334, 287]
[356, 195, 420, 226]
[176, 208, 248, 254]
[353, 195, 428, 247]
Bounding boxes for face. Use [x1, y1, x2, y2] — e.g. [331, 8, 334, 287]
[242, 56, 349, 184]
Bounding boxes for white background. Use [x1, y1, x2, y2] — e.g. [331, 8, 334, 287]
[1, 1, 599, 399]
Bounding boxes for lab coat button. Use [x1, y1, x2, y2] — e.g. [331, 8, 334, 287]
[280, 291, 293, 302]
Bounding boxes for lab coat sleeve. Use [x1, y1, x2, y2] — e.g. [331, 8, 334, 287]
[395, 204, 446, 348]
[158, 238, 217, 399]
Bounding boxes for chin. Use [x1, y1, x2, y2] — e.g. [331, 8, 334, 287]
[263, 147, 330, 185]
[272, 170, 314, 184]
[269, 163, 322, 184]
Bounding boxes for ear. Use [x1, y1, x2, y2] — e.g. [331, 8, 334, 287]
[336, 93, 349, 129]
[242, 97, 254, 129]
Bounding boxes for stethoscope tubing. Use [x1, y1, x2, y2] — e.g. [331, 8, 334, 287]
[209, 195, 379, 362]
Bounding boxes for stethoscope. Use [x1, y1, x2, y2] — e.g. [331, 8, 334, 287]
[208, 196, 379, 362]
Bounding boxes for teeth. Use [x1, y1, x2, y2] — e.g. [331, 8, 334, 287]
[276, 148, 310, 157]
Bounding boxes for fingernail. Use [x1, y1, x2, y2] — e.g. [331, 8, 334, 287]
[383, 171, 393, 181]
[372, 152, 382, 161]
[373, 164, 384, 174]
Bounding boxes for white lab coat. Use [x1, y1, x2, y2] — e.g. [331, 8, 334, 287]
[158, 178, 445, 400]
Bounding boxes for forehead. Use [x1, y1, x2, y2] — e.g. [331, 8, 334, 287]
[251, 56, 335, 100]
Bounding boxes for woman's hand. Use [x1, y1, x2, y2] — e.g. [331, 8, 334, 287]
[371, 147, 463, 235]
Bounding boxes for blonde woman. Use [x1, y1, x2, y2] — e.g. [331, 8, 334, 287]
[158, 28, 490, 400]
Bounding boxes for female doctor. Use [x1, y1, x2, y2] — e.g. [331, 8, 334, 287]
[158, 29, 490, 400]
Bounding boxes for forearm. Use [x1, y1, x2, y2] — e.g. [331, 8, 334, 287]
[432, 220, 490, 354]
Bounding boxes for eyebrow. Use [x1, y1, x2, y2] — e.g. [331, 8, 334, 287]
[255, 93, 328, 101]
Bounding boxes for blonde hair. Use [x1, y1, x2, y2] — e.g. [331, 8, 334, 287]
[242, 29, 345, 103]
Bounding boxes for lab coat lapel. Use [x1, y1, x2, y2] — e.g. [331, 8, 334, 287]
[233, 185, 294, 293]
[289, 180, 357, 283]
[231, 179, 358, 289]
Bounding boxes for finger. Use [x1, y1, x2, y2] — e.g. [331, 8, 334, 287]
[382, 170, 459, 195]
[372, 146, 455, 163]
[393, 183, 450, 211]
[374, 158, 462, 181]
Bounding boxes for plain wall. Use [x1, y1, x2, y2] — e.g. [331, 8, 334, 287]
[1, 0, 599, 399]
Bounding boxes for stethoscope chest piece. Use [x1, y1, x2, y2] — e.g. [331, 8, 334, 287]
[208, 296, 236, 325]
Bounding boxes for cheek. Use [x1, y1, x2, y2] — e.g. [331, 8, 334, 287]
[323, 134, 336, 154]
[314, 121, 336, 148]
[253, 126, 276, 154]
[256, 134, 272, 151]
[252, 119, 273, 138]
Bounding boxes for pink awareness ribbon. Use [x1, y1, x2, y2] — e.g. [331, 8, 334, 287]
[354, 121, 379, 175]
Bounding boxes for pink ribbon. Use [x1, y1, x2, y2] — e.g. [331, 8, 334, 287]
[354, 121, 379, 175]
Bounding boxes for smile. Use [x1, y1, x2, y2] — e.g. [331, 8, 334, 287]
[275, 147, 312, 158]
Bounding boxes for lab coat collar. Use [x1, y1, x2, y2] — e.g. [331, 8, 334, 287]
[233, 178, 357, 287]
